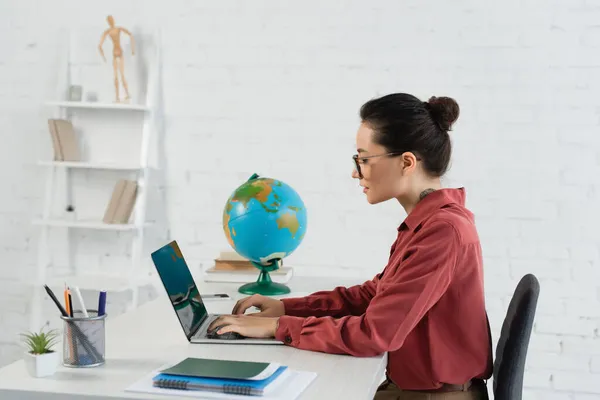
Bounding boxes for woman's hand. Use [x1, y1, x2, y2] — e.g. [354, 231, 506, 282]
[232, 294, 285, 318]
[207, 315, 279, 338]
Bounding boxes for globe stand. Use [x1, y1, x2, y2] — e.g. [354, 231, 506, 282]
[238, 259, 291, 296]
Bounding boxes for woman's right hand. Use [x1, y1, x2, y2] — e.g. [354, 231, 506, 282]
[231, 294, 285, 318]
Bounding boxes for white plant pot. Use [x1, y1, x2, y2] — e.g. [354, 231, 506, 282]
[24, 351, 59, 378]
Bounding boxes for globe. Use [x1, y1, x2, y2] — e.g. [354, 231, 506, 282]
[222, 173, 307, 295]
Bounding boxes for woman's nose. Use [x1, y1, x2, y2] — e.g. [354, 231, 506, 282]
[351, 168, 359, 179]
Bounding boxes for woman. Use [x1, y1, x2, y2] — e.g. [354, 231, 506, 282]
[208, 93, 492, 399]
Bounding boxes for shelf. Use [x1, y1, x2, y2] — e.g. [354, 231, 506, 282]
[45, 100, 150, 112]
[40, 273, 155, 292]
[38, 161, 141, 171]
[32, 218, 151, 231]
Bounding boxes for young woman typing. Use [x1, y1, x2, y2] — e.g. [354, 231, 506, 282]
[209, 93, 492, 400]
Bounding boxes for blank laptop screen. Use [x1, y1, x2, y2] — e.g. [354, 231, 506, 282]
[151, 241, 209, 340]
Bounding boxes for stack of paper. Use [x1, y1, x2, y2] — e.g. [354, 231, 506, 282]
[125, 357, 316, 399]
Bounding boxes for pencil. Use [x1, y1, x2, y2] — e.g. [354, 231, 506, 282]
[64, 287, 71, 317]
[67, 290, 74, 317]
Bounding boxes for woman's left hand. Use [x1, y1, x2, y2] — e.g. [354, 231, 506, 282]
[207, 315, 279, 338]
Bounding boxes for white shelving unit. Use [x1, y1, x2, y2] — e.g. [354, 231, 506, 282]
[32, 218, 151, 231]
[37, 161, 142, 170]
[45, 100, 151, 112]
[29, 28, 165, 330]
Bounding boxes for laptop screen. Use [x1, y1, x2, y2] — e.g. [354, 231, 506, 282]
[151, 241, 209, 340]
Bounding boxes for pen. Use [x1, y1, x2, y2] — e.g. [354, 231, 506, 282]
[203, 293, 230, 299]
[98, 290, 106, 316]
[73, 286, 89, 318]
[44, 285, 69, 317]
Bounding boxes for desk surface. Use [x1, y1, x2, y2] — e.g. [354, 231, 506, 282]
[0, 276, 386, 400]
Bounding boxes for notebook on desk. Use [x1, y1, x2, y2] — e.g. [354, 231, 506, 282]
[125, 357, 317, 399]
[159, 357, 282, 381]
[153, 365, 288, 396]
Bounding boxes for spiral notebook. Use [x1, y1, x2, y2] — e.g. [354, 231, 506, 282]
[126, 365, 317, 399]
[153, 365, 288, 396]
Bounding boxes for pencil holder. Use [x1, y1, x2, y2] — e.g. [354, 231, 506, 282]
[60, 309, 107, 368]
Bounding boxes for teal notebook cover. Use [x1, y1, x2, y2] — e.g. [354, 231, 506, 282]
[152, 365, 288, 396]
[160, 357, 279, 380]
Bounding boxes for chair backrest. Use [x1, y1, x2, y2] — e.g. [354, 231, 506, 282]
[493, 274, 540, 400]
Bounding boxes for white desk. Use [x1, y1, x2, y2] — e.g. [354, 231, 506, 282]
[0, 276, 386, 399]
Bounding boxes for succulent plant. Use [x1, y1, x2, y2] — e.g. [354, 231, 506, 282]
[20, 328, 59, 355]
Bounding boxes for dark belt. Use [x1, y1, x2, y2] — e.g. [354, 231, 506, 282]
[420, 378, 486, 393]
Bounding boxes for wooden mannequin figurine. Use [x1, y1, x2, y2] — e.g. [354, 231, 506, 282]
[98, 15, 135, 103]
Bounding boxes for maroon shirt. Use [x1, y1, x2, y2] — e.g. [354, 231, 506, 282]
[275, 188, 492, 390]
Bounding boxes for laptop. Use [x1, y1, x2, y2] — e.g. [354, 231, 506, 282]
[151, 240, 283, 345]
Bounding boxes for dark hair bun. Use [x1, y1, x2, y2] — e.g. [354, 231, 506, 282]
[426, 96, 460, 132]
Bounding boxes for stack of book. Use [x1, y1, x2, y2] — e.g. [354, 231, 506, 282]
[126, 356, 317, 399]
[102, 179, 138, 224]
[203, 251, 293, 283]
[47, 119, 80, 161]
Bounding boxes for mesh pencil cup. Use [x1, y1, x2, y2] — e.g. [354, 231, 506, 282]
[60, 309, 106, 368]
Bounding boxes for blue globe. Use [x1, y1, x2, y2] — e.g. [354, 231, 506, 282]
[222, 174, 307, 265]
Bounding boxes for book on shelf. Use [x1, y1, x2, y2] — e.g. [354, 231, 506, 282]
[47, 118, 80, 161]
[103, 179, 138, 224]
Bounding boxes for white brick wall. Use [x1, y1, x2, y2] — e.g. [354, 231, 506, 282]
[1, 0, 599, 398]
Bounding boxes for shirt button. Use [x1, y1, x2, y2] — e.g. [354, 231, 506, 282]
[284, 335, 292, 344]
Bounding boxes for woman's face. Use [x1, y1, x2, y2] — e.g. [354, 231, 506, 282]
[352, 122, 418, 204]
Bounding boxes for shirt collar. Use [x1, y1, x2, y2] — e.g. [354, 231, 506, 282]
[399, 187, 467, 231]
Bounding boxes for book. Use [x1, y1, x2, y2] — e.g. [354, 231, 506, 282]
[102, 179, 138, 224]
[217, 250, 247, 261]
[203, 266, 293, 284]
[47, 119, 81, 161]
[213, 259, 256, 271]
[47, 119, 64, 161]
[213, 251, 255, 271]
[103, 180, 126, 223]
[152, 365, 288, 396]
[213, 252, 289, 272]
[113, 180, 138, 223]
[160, 357, 281, 381]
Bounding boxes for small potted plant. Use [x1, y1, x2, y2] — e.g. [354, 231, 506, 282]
[20, 327, 60, 378]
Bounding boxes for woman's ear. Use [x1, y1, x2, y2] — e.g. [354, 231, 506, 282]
[400, 152, 419, 174]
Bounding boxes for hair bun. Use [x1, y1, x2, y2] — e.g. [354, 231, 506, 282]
[425, 96, 460, 132]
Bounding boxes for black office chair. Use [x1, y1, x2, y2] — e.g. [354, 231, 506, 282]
[491, 273, 540, 400]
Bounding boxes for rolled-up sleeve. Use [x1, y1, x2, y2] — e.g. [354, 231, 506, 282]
[275, 221, 460, 356]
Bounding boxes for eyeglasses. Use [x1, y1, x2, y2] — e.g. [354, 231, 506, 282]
[352, 152, 421, 179]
